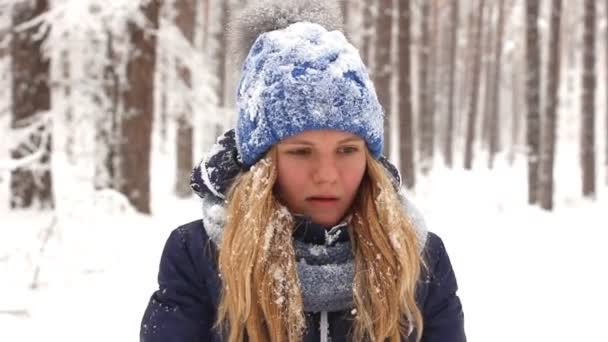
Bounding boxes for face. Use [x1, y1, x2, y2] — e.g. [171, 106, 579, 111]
[274, 130, 367, 228]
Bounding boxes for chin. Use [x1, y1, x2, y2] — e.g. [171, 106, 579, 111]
[311, 216, 341, 228]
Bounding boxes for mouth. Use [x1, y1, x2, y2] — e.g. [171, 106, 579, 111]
[306, 196, 340, 205]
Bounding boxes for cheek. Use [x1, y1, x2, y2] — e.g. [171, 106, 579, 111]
[276, 160, 309, 198]
[340, 158, 366, 193]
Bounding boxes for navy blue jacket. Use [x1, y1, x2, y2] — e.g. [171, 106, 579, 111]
[140, 129, 465, 341]
[140, 220, 465, 341]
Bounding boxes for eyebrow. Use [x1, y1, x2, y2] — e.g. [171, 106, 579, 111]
[282, 137, 363, 145]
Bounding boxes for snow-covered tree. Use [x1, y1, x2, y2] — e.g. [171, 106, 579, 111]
[173, 0, 196, 198]
[10, 0, 53, 209]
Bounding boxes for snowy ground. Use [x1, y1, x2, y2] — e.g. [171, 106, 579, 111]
[415, 158, 608, 342]
[1, 155, 607, 341]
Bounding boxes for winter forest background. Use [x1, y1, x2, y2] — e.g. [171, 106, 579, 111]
[1, 0, 607, 341]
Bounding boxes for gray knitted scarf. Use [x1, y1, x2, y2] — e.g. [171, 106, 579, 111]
[201, 194, 428, 313]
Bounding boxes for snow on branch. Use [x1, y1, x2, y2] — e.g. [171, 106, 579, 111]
[0, 110, 52, 172]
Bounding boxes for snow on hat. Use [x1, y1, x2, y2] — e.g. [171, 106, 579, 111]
[231, 1, 384, 167]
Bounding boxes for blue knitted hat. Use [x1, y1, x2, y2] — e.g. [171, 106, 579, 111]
[235, 22, 384, 167]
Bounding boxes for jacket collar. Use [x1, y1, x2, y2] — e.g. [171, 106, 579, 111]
[292, 214, 350, 246]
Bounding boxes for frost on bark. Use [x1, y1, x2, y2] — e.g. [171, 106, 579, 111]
[361, 0, 376, 69]
[10, 0, 53, 209]
[94, 30, 121, 192]
[174, 0, 196, 198]
[118, 0, 160, 214]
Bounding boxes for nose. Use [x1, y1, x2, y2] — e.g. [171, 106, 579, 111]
[311, 154, 339, 185]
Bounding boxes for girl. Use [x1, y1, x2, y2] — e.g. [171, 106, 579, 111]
[141, 1, 465, 341]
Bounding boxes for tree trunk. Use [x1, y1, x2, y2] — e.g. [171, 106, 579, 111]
[201, 0, 210, 51]
[459, 10, 476, 127]
[539, 0, 562, 211]
[119, 0, 160, 214]
[215, 0, 228, 107]
[94, 30, 120, 191]
[361, 0, 376, 69]
[157, 1, 171, 152]
[174, 0, 196, 198]
[0, 14, 8, 123]
[428, 0, 439, 154]
[463, 0, 485, 170]
[375, 0, 393, 157]
[418, 0, 432, 173]
[10, 0, 53, 209]
[509, 56, 523, 166]
[525, 0, 541, 204]
[581, 0, 596, 198]
[341, 0, 348, 28]
[444, 0, 459, 168]
[488, 0, 506, 169]
[480, 3, 495, 153]
[398, 0, 415, 189]
[61, 33, 75, 164]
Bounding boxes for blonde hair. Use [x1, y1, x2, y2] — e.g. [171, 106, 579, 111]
[216, 147, 424, 341]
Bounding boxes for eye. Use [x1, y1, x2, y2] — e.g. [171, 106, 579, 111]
[338, 146, 359, 154]
[286, 148, 311, 156]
